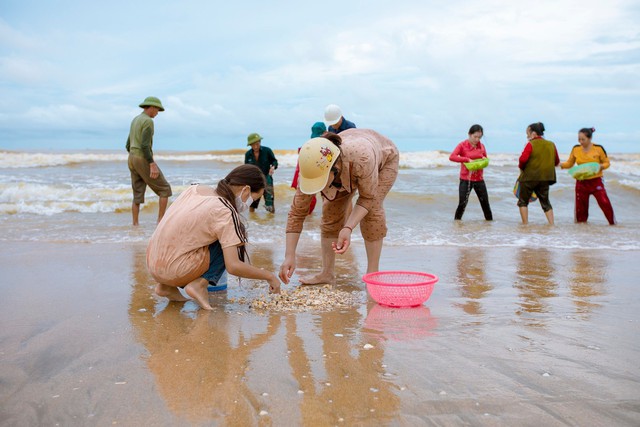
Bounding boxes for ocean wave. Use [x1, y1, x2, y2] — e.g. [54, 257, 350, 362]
[611, 161, 640, 178]
[618, 179, 640, 191]
[2, 176, 639, 216]
[3, 150, 639, 173]
[0, 149, 520, 170]
[0, 182, 193, 215]
[399, 151, 450, 168]
[0, 152, 127, 168]
[0, 151, 246, 169]
[0, 183, 132, 215]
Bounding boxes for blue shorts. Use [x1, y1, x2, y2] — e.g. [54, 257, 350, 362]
[202, 241, 226, 285]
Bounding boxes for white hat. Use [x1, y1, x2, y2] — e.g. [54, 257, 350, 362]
[324, 104, 342, 126]
[298, 137, 341, 194]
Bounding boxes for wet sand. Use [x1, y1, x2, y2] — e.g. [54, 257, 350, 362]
[1, 241, 639, 426]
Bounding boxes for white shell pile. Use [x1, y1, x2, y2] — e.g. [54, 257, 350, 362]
[230, 285, 362, 312]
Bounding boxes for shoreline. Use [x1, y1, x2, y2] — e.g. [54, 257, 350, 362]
[1, 241, 639, 425]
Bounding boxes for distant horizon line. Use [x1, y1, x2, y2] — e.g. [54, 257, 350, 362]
[2, 147, 639, 156]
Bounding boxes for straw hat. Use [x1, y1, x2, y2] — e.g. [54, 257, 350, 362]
[298, 137, 341, 194]
[324, 104, 342, 126]
[247, 132, 263, 146]
[139, 96, 165, 111]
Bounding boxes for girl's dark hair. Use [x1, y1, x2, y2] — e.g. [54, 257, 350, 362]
[528, 122, 545, 136]
[579, 127, 596, 139]
[215, 164, 266, 260]
[321, 132, 342, 147]
[468, 124, 484, 135]
[216, 164, 266, 210]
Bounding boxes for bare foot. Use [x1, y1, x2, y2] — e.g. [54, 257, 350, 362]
[155, 284, 188, 302]
[184, 278, 213, 310]
[299, 273, 334, 285]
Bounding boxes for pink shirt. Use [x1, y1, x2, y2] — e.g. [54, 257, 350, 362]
[147, 185, 245, 286]
[449, 139, 488, 181]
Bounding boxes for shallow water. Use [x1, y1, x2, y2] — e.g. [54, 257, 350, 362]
[1, 150, 639, 251]
[2, 149, 640, 425]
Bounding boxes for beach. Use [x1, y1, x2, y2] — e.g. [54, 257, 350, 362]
[1, 150, 640, 425]
[1, 241, 639, 426]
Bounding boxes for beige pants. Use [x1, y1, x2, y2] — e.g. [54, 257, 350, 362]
[320, 155, 399, 241]
[128, 154, 172, 204]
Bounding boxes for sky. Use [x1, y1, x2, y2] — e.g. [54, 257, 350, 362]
[1, 0, 639, 153]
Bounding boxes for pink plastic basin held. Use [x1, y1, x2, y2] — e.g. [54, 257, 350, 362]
[362, 271, 439, 307]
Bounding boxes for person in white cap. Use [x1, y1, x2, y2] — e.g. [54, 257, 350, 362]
[324, 104, 356, 134]
[279, 128, 399, 285]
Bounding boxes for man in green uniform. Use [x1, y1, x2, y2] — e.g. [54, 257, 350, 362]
[244, 132, 278, 213]
[126, 96, 172, 225]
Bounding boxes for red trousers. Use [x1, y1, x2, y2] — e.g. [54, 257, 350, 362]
[575, 177, 615, 225]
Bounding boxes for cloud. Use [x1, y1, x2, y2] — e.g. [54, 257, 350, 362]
[0, 18, 38, 50]
[0, 56, 49, 84]
[0, 0, 638, 152]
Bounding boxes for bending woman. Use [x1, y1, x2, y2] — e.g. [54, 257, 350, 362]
[560, 127, 616, 225]
[147, 164, 282, 310]
[449, 124, 493, 220]
[280, 129, 399, 285]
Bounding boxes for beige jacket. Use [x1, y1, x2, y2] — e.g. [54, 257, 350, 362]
[286, 128, 399, 233]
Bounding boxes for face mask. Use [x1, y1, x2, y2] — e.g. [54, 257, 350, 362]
[235, 187, 253, 213]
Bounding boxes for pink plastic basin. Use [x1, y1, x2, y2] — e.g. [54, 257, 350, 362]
[363, 271, 439, 307]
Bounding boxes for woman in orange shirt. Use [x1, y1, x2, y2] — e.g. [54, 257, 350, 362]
[560, 127, 616, 225]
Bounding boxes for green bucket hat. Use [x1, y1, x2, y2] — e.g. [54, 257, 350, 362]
[247, 132, 263, 146]
[139, 96, 165, 111]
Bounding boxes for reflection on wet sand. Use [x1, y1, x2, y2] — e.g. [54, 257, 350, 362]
[246, 243, 275, 271]
[128, 247, 282, 424]
[364, 303, 438, 341]
[128, 243, 405, 424]
[287, 234, 361, 287]
[568, 251, 608, 317]
[514, 248, 558, 326]
[285, 307, 400, 424]
[453, 248, 493, 317]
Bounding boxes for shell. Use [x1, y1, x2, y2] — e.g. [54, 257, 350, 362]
[246, 285, 362, 312]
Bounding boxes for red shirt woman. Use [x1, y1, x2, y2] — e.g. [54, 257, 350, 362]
[449, 124, 493, 220]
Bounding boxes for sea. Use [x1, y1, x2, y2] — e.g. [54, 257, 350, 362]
[1, 149, 639, 251]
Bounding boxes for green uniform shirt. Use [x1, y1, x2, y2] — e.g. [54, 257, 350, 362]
[126, 112, 155, 163]
[244, 146, 278, 176]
